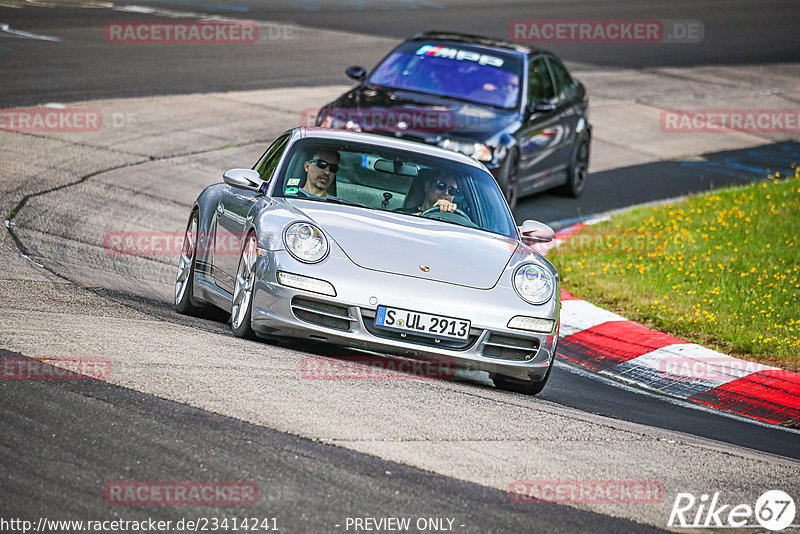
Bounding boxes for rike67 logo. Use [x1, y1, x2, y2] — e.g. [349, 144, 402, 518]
[668, 490, 796, 531]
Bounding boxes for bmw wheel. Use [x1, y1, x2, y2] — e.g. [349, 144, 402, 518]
[497, 149, 520, 210]
[231, 232, 258, 339]
[559, 134, 589, 198]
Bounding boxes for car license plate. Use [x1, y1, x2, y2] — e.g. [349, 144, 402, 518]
[374, 306, 470, 340]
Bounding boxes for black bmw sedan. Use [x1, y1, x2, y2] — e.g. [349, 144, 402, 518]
[315, 31, 591, 207]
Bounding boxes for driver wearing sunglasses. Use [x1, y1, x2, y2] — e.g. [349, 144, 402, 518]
[416, 172, 460, 215]
[301, 149, 341, 197]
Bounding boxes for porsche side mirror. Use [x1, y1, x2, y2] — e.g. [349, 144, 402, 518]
[223, 168, 263, 192]
[518, 220, 555, 244]
[345, 65, 367, 82]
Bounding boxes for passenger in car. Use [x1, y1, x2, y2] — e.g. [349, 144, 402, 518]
[300, 149, 340, 197]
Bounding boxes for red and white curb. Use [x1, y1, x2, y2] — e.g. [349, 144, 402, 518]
[543, 223, 800, 428]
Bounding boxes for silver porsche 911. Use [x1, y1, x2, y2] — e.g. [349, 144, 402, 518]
[175, 127, 560, 394]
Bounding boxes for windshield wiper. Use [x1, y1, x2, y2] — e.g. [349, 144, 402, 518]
[323, 196, 372, 209]
[421, 213, 478, 230]
[292, 195, 373, 210]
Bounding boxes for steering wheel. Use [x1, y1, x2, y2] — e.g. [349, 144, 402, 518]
[419, 205, 476, 227]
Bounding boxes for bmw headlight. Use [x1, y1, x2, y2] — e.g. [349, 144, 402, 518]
[344, 120, 362, 132]
[439, 139, 493, 162]
[318, 113, 335, 128]
[284, 222, 329, 263]
[513, 264, 555, 305]
[318, 112, 361, 132]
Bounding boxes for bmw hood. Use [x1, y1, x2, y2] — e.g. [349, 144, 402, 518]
[322, 86, 519, 139]
[291, 201, 515, 289]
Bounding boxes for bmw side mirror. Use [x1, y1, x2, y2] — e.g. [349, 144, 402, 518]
[518, 220, 555, 244]
[223, 168, 264, 192]
[527, 100, 556, 114]
[345, 65, 367, 82]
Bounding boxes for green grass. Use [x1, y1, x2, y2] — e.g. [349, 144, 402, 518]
[550, 168, 800, 370]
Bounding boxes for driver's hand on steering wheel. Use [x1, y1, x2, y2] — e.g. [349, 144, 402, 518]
[433, 198, 457, 212]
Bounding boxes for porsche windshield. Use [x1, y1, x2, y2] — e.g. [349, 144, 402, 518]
[277, 138, 516, 238]
[368, 42, 522, 109]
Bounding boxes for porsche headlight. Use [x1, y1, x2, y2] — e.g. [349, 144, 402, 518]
[513, 264, 555, 305]
[439, 139, 493, 162]
[284, 222, 329, 263]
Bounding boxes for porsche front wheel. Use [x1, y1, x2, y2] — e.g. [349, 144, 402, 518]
[231, 232, 258, 340]
[493, 359, 553, 396]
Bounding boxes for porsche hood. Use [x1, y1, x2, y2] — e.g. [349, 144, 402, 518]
[290, 201, 517, 289]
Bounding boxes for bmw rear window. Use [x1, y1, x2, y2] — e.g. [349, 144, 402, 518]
[369, 41, 522, 110]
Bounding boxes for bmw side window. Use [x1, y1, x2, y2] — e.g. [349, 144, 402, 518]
[548, 58, 575, 103]
[254, 134, 290, 182]
[527, 57, 555, 103]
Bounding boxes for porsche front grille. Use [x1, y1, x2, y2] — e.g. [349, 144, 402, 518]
[291, 297, 355, 332]
[481, 333, 540, 361]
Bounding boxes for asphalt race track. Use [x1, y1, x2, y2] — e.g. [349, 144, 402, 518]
[1, 0, 799, 105]
[2, 1, 800, 533]
[1, 350, 667, 534]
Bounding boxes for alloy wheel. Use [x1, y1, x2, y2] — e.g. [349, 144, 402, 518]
[231, 234, 257, 330]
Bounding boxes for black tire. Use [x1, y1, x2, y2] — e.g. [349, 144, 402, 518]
[493, 359, 553, 395]
[497, 149, 520, 210]
[558, 134, 590, 198]
[175, 211, 203, 315]
[230, 232, 258, 340]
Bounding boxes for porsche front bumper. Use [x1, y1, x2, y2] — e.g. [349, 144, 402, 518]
[250, 251, 558, 382]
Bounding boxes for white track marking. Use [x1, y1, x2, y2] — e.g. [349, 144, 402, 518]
[0, 23, 61, 41]
[607, 344, 780, 399]
[559, 299, 627, 337]
[554, 359, 800, 434]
